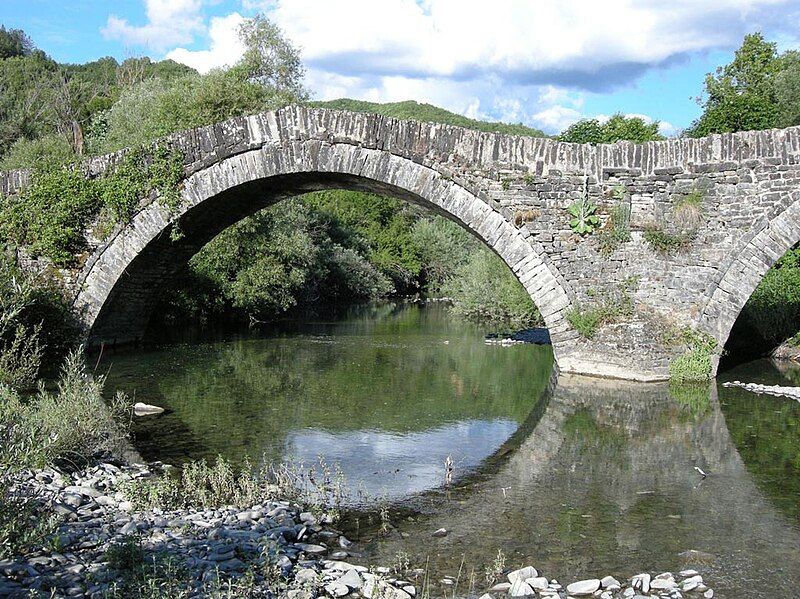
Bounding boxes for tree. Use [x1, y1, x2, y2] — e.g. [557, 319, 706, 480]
[775, 50, 800, 128]
[559, 114, 663, 143]
[687, 33, 779, 136]
[0, 26, 33, 59]
[236, 15, 308, 103]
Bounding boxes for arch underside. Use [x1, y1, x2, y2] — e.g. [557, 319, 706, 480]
[701, 191, 800, 355]
[75, 144, 573, 363]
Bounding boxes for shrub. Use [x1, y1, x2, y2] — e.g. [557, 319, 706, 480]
[667, 327, 717, 382]
[0, 349, 131, 469]
[0, 144, 184, 266]
[441, 248, 541, 328]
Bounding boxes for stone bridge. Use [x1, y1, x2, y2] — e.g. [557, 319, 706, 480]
[3, 106, 800, 381]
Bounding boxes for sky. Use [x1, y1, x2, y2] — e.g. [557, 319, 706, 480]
[2, 0, 800, 136]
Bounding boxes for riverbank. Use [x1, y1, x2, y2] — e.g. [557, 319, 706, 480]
[2, 460, 720, 598]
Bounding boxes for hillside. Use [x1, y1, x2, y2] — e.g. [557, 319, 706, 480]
[309, 99, 547, 138]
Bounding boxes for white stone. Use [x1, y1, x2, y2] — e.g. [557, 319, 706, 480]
[509, 579, 535, 597]
[565, 579, 601, 596]
[507, 566, 538, 583]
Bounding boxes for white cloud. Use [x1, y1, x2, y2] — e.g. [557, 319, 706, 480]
[103, 0, 205, 51]
[167, 13, 246, 73]
[264, 0, 790, 89]
[151, 0, 798, 133]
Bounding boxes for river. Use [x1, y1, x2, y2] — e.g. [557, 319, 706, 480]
[99, 302, 800, 598]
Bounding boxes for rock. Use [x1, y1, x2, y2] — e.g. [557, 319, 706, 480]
[432, 528, 448, 537]
[679, 569, 699, 577]
[133, 402, 165, 416]
[488, 582, 511, 592]
[295, 568, 318, 584]
[704, 590, 714, 598]
[527, 577, 548, 590]
[601, 575, 621, 590]
[338, 568, 363, 589]
[507, 566, 538, 583]
[565, 579, 601, 596]
[509, 579, 535, 597]
[324, 581, 349, 597]
[119, 522, 138, 535]
[294, 543, 327, 555]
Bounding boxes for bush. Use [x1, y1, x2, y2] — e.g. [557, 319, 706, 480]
[667, 327, 717, 382]
[442, 248, 541, 328]
[0, 144, 184, 266]
[0, 350, 131, 469]
[643, 226, 694, 254]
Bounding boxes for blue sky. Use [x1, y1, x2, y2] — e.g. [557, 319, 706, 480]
[3, 0, 800, 135]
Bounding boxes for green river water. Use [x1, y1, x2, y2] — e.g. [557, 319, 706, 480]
[99, 302, 800, 599]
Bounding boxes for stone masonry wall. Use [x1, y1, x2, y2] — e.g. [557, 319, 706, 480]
[3, 107, 800, 381]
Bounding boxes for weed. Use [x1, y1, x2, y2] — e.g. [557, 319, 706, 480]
[643, 226, 695, 254]
[501, 178, 511, 191]
[566, 280, 636, 339]
[667, 327, 718, 382]
[598, 185, 631, 255]
[484, 549, 506, 584]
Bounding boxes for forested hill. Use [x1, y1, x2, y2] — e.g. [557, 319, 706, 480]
[310, 99, 547, 137]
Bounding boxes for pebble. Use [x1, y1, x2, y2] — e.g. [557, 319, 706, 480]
[3, 461, 722, 599]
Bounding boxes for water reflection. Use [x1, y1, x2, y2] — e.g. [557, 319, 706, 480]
[362, 374, 800, 599]
[100, 304, 800, 599]
[285, 420, 519, 499]
[101, 303, 554, 498]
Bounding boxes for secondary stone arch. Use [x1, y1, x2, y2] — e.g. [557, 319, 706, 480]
[700, 189, 800, 361]
[74, 140, 574, 364]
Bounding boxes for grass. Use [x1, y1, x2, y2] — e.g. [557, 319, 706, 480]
[598, 187, 631, 256]
[666, 327, 718, 382]
[643, 226, 695, 254]
[566, 279, 637, 339]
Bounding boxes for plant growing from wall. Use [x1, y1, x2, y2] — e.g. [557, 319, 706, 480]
[598, 185, 632, 255]
[644, 183, 707, 255]
[566, 277, 637, 339]
[667, 327, 718, 382]
[567, 196, 600, 236]
[0, 144, 184, 266]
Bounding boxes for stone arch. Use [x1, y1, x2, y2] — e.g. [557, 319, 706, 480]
[74, 140, 574, 364]
[700, 190, 800, 361]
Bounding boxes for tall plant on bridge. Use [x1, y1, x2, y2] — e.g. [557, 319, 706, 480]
[567, 178, 600, 236]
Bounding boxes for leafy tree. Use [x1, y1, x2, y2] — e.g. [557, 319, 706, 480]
[237, 15, 308, 103]
[0, 26, 33, 59]
[559, 114, 663, 143]
[775, 50, 800, 128]
[687, 33, 780, 136]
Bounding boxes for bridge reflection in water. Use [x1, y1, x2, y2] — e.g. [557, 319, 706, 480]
[362, 373, 800, 599]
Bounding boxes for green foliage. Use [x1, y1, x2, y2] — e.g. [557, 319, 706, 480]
[409, 217, 473, 292]
[0, 133, 76, 171]
[687, 33, 780, 137]
[0, 26, 33, 59]
[566, 280, 636, 339]
[667, 328, 717, 382]
[0, 349, 131, 469]
[124, 457, 261, 511]
[311, 98, 546, 137]
[643, 226, 694, 254]
[558, 113, 664, 143]
[735, 248, 800, 351]
[441, 249, 541, 328]
[567, 196, 600, 235]
[598, 186, 632, 255]
[775, 50, 800, 127]
[0, 144, 184, 265]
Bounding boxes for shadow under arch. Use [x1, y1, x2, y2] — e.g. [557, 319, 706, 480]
[701, 190, 800, 366]
[74, 142, 573, 364]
